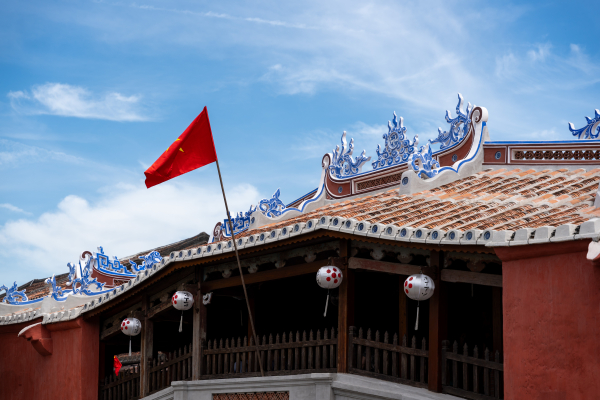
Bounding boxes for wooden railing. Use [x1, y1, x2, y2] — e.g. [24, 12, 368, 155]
[442, 340, 504, 400]
[347, 327, 428, 388]
[99, 369, 140, 400]
[148, 344, 193, 394]
[201, 328, 337, 379]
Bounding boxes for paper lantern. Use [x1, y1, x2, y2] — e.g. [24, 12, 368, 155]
[316, 265, 343, 317]
[172, 291, 194, 332]
[403, 274, 435, 301]
[403, 274, 435, 331]
[120, 318, 141, 336]
[121, 317, 141, 355]
[316, 266, 343, 289]
[172, 291, 194, 311]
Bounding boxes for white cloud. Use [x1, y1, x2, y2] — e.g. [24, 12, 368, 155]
[130, 4, 318, 30]
[349, 122, 387, 138]
[0, 204, 31, 215]
[528, 43, 552, 62]
[0, 139, 83, 167]
[8, 83, 147, 122]
[0, 181, 261, 284]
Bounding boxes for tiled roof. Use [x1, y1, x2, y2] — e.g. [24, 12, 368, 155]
[0, 273, 70, 303]
[120, 232, 209, 268]
[0, 233, 210, 304]
[4, 167, 600, 327]
[223, 167, 600, 240]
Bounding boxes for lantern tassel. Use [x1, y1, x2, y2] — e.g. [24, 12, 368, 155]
[179, 311, 183, 333]
[129, 337, 132, 356]
[324, 290, 330, 317]
[415, 302, 420, 331]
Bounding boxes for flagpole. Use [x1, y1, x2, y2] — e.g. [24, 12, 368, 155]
[214, 159, 265, 377]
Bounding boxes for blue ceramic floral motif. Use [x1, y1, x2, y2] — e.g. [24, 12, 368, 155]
[329, 131, 371, 178]
[259, 189, 286, 218]
[431, 93, 474, 150]
[0, 282, 28, 304]
[372, 112, 418, 170]
[569, 109, 600, 140]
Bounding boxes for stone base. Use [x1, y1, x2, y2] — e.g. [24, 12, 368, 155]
[144, 373, 461, 400]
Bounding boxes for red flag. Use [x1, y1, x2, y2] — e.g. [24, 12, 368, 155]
[144, 107, 218, 188]
[114, 356, 122, 376]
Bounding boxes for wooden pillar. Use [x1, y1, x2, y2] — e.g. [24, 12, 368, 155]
[399, 275, 408, 340]
[427, 250, 447, 392]
[98, 341, 106, 383]
[337, 239, 354, 373]
[492, 287, 503, 354]
[192, 267, 207, 380]
[247, 296, 256, 340]
[140, 296, 153, 397]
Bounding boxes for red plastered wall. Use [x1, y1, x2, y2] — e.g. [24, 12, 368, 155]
[498, 241, 600, 400]
[0, 316, 99, 400]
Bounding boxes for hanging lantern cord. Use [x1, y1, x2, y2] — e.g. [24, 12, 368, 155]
[129, 337, 132, 356]
[415, 300, 420, 331]
[179, 310, 184, 333]
[323, 289, 330, 317]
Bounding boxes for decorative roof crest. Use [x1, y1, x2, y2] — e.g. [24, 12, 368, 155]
[259, 189, 286, 218]
[372, 112, 418, 170]
[129, 251, 163, 272]
[569, 109, 600, 139]
[431, 93, 474, 149]
[226, 205, 256, 235]
[408, 141, 440, 179]
[69, 252, 105, 295]
[0, 282, 28, 304]
[329, 131, 371, 178]
[95, 246, 132, 275]
[45, 274, 65, 301]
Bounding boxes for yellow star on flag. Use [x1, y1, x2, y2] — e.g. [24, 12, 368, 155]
[166, 138, 184, 153]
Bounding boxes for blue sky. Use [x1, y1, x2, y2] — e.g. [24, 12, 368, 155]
[1, 0, 599, 284]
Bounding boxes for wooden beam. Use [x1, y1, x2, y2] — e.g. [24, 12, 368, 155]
[337, 241, 352, 373]
[348, 257, 423, 276]
[428, 250, 447, 393]
[201, 259, 330, 292]
[100, 322, 122, 340]
[441, 269, 502, 287]
[146, 299, 172, 319]
[149, 273, 195, 303]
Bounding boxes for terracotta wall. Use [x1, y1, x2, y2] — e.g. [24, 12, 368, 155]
[0, 316, 99, 400]
[498, 241, 600, 400]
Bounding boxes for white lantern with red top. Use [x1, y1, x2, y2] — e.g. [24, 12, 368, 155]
[403, 274, 435, 330]
[120, 317, 141, 355]
[172, 291, 194, 332]
[316, 265, 344, 317]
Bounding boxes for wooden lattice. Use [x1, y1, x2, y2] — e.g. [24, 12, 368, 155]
[213, 392, 289, 400]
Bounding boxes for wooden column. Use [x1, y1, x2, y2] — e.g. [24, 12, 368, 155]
[192, 267, 207, 380]
[492, 287, 503, 354]
[140, 296, 153, 397]
[337, 239, 354, 373]
[399, 276, 408, 339]
[247, 296, 256, 339]
[427, 250, 447, 392]
[98, 341, 106, 383]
